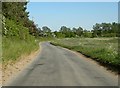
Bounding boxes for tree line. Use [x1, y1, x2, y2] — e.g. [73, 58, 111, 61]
[2, 2, 119, 39]
[37, 22, 119, 38]
[2, 2, 39, 39]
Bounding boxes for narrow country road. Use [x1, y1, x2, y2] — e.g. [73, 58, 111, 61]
[6, 42, 118, 86]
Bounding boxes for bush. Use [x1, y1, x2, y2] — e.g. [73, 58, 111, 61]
[3, 18, 30, 40]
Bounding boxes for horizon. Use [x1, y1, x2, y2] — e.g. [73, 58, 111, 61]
[27, 2, 118, 31]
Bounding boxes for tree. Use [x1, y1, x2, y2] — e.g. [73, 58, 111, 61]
[92, 22, 118, 37]
[111, 22, 118, 36]
[2, 2, 39, 36]
[72, 27, 83, 37]
[42, 26, 51, 33]
[60, 26, 74, 37]
[42, 26, 52, 37]
[2, 2, 28, 25]
[92, 23, 102, 37]
[83, 30, 92, 38]
[76, 27, 83, 37]
[54, 31, 65, 38]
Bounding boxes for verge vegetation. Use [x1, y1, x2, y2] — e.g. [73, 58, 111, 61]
[51, 38, 119, 72]
[2, 2, 40, 65]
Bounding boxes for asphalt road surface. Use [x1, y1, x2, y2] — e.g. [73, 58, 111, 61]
[6, 42, 118, 86]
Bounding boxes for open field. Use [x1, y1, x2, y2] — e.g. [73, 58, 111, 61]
[51, 37, 119, 72]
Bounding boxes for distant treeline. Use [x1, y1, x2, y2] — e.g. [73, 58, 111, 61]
[38, 22, 119, 38]
[2, 2, 119, 38]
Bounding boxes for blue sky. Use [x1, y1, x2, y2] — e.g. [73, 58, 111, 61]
[27, 2, 118, 31]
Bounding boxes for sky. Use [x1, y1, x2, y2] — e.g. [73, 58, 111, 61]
[27, 2, 118, 31]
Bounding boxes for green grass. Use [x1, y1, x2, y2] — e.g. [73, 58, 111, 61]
[51, 37, 120, 72]
[2, 36, 39, 65]
[2, 18, 41, 65]
[2, 36, 55, 65]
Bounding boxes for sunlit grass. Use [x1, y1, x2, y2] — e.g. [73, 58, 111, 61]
[51, 37, 119, 70]
[2, 36, 39, 64]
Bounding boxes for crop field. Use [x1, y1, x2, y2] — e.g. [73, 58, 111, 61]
[51, 37, 119, 71]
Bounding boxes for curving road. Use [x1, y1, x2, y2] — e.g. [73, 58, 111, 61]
[6, 42, 118, 86]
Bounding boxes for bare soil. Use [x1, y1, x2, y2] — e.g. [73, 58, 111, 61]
[1, 49, 40, 86]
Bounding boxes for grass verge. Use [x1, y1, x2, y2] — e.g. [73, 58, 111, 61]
[50, 38, 120, 72]
[2, 36, 39, 66]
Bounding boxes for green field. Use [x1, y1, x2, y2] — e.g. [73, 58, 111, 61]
[51, 37, 119, 71]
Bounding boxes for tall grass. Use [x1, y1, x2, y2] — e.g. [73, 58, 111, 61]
[2, 36, 39, 65]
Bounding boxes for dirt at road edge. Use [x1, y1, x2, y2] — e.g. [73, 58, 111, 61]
[1, 48, 40, 86]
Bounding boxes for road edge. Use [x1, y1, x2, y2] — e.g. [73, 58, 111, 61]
[2, 42, 41, 86]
